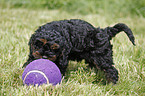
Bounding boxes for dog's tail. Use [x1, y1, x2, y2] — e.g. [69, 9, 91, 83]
[106, 23, 135, 45]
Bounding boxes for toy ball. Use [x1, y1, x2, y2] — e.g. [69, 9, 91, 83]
[22, 59, 61, 86]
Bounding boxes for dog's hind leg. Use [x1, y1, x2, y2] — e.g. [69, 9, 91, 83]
[83, 48, 118, 84]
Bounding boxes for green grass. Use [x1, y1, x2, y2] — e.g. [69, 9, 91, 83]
[0, 1, 145, 96]
[1, 0, 145, 17]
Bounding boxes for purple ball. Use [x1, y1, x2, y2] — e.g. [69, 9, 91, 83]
[22, 59, 61, 86]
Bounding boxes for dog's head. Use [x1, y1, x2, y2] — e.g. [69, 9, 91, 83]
[29, 30, 63, 62]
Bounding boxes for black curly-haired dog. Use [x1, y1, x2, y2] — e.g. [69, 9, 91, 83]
[23, 19, 135, 84]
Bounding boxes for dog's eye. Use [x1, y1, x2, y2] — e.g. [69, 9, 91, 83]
[34, 40, 43, 49]
[50, 43, 60, 50]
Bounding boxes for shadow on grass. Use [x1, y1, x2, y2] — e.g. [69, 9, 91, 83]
[12, 68, 24, 87]
[63, 60, 107, 85]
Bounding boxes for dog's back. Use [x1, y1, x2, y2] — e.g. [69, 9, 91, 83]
[35, 19, 135, 53]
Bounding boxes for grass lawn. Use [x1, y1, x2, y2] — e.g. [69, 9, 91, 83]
[0, 4, 145, 96]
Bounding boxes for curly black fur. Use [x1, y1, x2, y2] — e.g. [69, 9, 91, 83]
[23, 19, 135, 84]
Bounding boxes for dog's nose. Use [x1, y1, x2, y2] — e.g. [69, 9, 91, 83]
[42, 56, 48, 59]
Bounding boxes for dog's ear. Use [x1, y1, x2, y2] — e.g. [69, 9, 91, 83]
[50, 43, 60, 50]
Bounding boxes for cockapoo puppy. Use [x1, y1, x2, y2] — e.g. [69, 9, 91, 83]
[23, 19, 135, 84]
